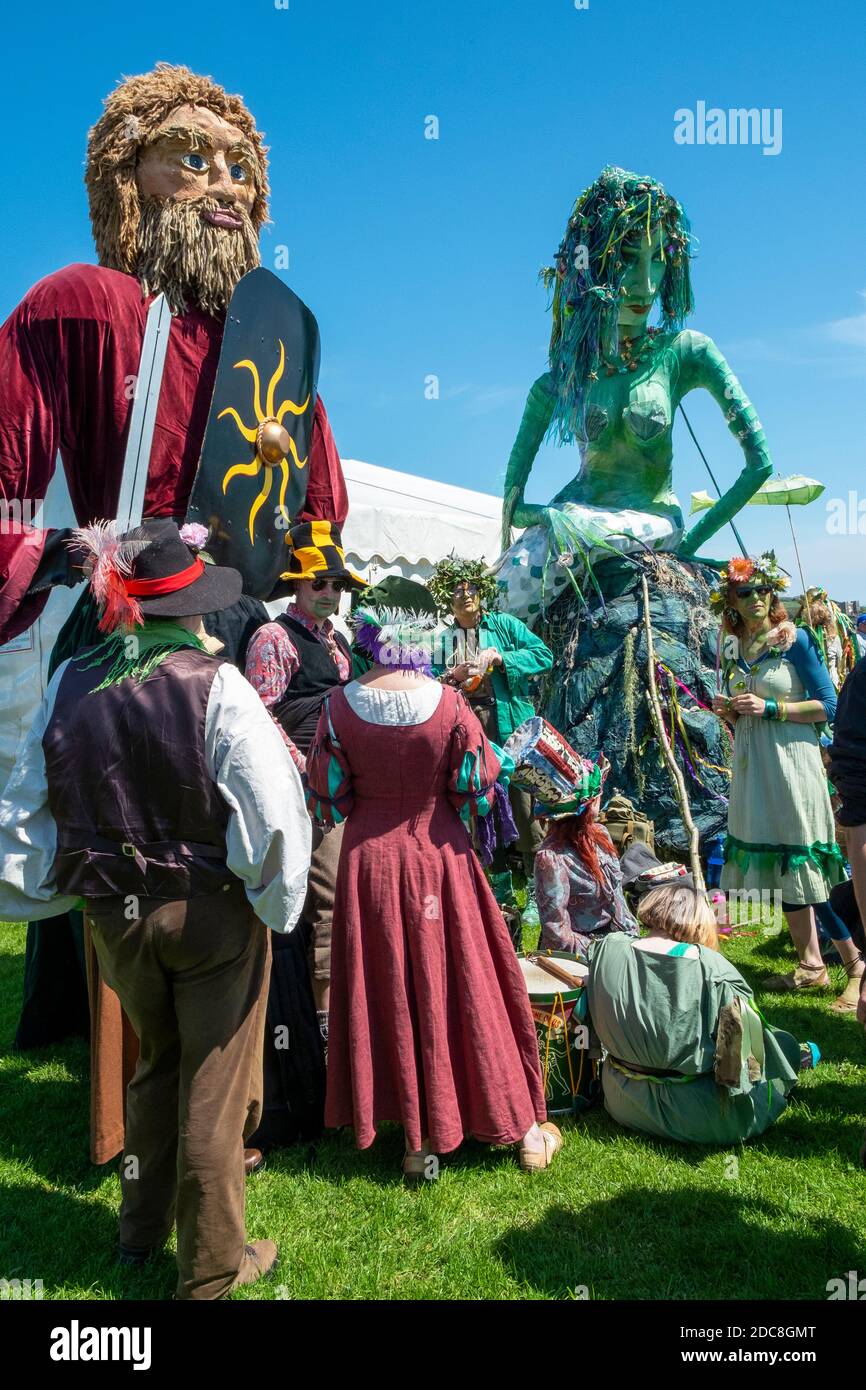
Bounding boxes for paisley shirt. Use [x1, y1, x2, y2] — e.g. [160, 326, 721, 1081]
[245, 609, 351, 773]
[535, 835, 639, 960]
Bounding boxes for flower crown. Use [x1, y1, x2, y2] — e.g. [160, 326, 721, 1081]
[709, 551, 790, 612]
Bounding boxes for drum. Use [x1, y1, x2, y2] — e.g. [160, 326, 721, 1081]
[518, 951, 598, 1116]
[504, 717, 586, 805]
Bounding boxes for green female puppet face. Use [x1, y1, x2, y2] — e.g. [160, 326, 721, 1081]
[617, 223, 666, 333]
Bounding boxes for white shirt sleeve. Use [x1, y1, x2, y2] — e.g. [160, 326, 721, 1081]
[205, 663, 312, 933]
[0, 660, 81, 921]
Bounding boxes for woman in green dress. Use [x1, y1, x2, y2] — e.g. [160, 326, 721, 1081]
[711, 554, 863, 1012]
[587, 885, 814, 1145]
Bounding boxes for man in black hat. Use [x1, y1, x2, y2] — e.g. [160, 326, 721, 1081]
[0, 520, 311, 1298]
[245, 520, 365, 1057]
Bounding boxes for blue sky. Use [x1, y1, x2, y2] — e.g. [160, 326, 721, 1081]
[3, 0, 864, 597]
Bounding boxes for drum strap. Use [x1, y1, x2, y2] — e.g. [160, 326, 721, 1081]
[541, 993, 580, 1099]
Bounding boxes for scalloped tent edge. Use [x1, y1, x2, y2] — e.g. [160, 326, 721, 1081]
[339, 458, 508, 583]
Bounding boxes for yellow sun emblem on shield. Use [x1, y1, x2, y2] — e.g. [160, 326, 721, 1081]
[219, 340, 310, 544]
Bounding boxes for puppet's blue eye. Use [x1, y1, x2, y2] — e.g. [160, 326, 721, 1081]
[182, 152, 207, 172]
[230, 163, 247, 182]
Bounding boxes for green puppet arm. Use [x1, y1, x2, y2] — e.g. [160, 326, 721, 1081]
[677, 336, 773, 557]
[501, 373, 557, 548]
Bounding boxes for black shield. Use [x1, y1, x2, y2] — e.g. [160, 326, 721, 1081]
[186, 268, 321, 599]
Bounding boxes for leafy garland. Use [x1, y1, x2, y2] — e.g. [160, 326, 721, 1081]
[427, 553, 500, 615]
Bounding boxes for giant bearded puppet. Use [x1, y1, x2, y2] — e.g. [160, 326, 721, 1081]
[0, 65, 345, 1159]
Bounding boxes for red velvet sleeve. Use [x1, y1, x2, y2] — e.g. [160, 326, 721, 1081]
[299, 394, 348, 525]
[0, 295, 59, 643]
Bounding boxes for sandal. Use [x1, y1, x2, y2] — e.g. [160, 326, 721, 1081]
[519, 1122, 563, 1173]
[828, 962, 865, 1015]
[764, 963, 829, 994]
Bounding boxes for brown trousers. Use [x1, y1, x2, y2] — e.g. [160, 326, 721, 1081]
[84, 927, 139, 1165]
[86, 882, 271, 1301]
[302, 821, 344, 983]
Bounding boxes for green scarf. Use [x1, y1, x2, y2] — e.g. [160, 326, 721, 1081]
[77, 619, 206, 692]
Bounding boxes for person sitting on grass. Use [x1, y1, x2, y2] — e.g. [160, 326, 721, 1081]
[530, 751, 639, 961]
[587, 884, 818, 1146]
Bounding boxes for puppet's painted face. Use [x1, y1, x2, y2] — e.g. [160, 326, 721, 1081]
[136, 104, 257, 225]
[617, 222, 666, 333]
[132, 104, 261, 315]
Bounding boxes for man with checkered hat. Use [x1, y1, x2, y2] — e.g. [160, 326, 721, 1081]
[246, 520, 366, 1057]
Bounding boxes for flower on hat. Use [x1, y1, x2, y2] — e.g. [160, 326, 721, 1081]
[179, 522, 209, 551]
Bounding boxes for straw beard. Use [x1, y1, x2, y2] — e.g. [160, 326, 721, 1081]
[135, 195, 260, 317]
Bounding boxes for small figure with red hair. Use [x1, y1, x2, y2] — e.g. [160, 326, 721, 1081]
[502, 729, 638, 958]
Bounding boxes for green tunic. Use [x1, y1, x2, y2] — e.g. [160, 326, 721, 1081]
[587, 933, 801, 1145]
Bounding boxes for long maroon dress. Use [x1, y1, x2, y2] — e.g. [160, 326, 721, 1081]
[306, 682, 546, 1154]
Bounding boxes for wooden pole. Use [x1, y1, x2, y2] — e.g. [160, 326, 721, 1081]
[640, 574, 706, 892]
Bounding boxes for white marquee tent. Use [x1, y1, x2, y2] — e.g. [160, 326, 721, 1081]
[340, 458, 503, 586]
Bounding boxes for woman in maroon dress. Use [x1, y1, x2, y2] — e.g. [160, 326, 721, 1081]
[305, 606, 561, 1176]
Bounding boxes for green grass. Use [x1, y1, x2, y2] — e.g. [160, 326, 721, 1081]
[1, 917, 865, 1301]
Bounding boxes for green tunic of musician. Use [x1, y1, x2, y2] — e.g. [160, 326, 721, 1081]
[495, 166, 773, 620]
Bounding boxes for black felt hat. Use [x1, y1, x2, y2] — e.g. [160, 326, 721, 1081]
[125, 520, 243, 618]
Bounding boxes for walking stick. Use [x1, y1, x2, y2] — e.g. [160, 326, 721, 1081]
[640, 573, 706, 892]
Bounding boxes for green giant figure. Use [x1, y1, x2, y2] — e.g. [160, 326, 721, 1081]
[495, 166, 771, 620]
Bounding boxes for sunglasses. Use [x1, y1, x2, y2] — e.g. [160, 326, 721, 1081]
[310, 578, 349, 594]
[734, 585, 772, 599]
[453, 583, 480, 597]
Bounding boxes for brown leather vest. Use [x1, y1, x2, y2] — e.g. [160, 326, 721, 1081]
[43, 647, 232, 899]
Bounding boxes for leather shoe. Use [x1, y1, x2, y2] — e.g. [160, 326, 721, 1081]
[244, 1147, 265, 1176]
[228, 1240, 279, 1292]
[117, 1243, 156, 1267]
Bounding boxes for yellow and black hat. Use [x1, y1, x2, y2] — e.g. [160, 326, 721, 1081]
[280, 520, 366, 587]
